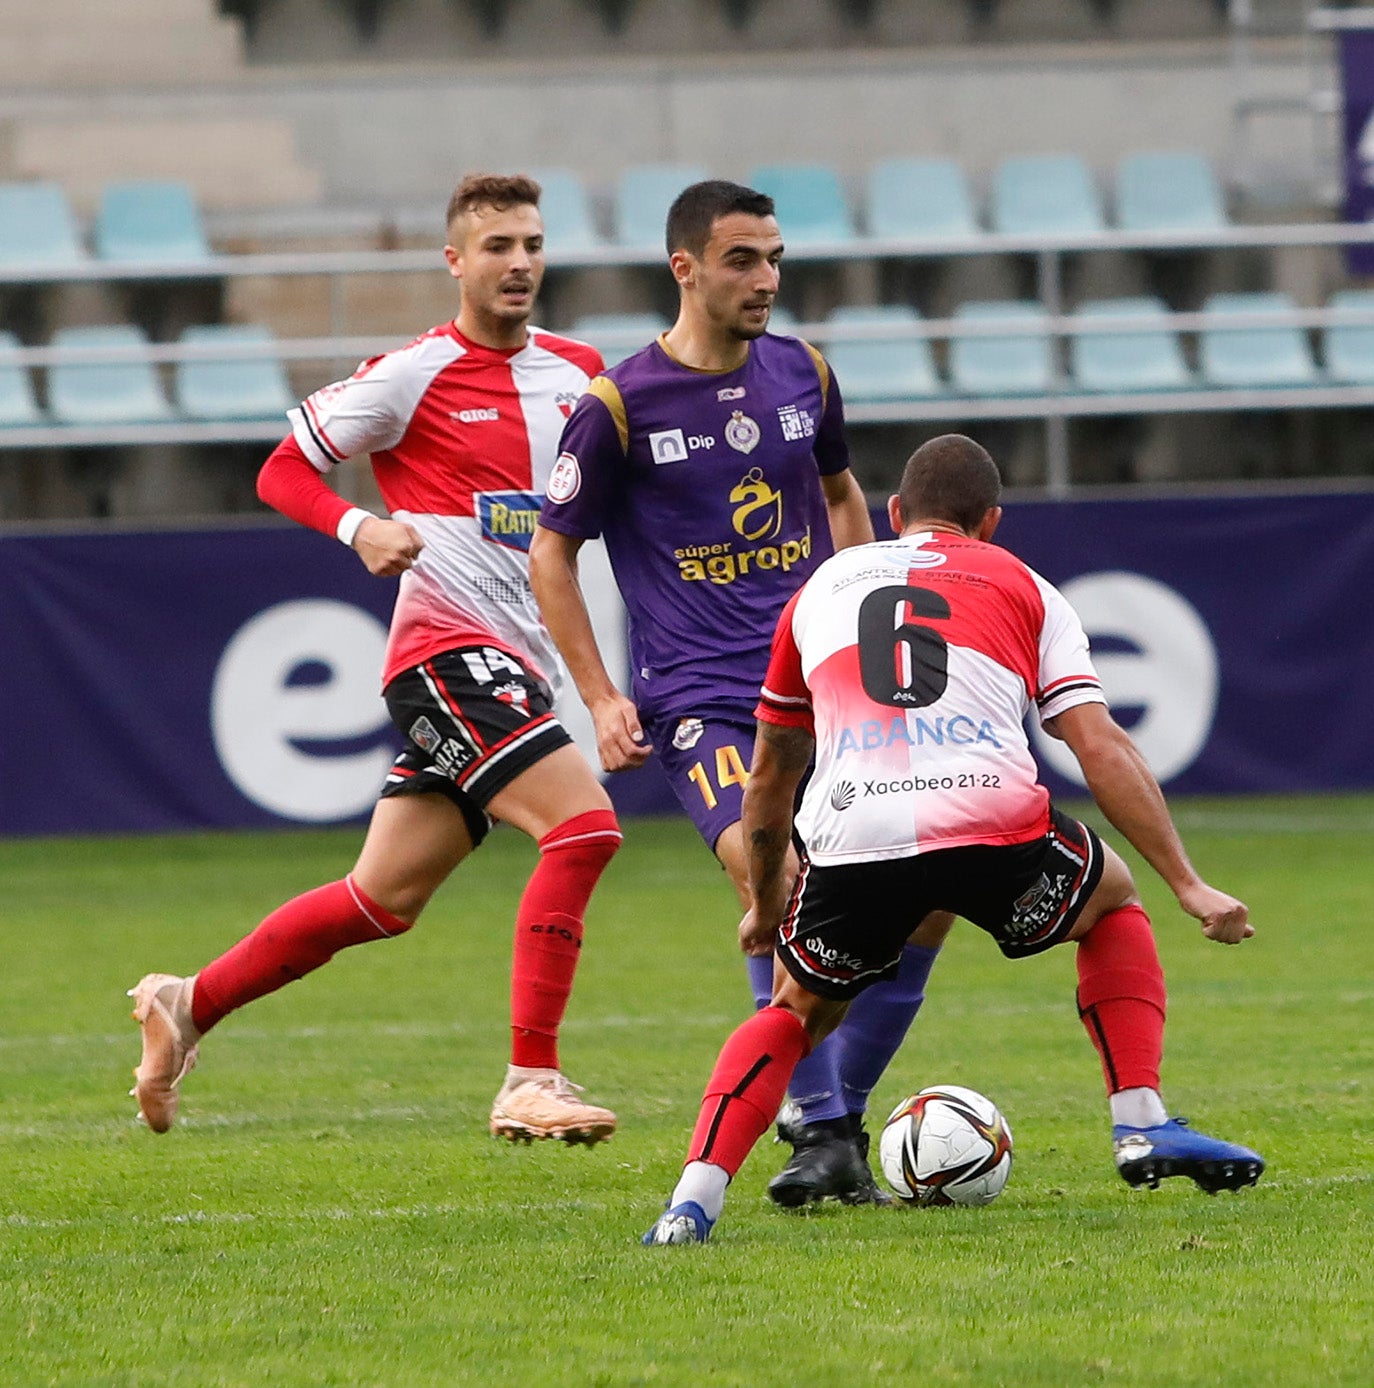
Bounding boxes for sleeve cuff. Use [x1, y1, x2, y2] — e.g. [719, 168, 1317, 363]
[336, 507, 375, 547]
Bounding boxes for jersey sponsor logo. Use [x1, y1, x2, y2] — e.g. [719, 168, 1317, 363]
[672, 717, 705, 750]
[452, 407, 500, 423]
[717, 386, 746, 402]
[730, 467, 783, 541]
[908, 547, 948, 569]
[829, 779, 856, 811]
[649, 428, 718, 464]
[724, 410, 761, 454]
[834, 714, 1005, 759]
[675, 527, 813, 585]
[477, 490, 542, 553]
[546, 451, 581, 503]
[777, 403, 815, 441]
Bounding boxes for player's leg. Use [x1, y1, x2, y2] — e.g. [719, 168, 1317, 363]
[645, 857, 919, 1244]
[1067, 834, 1263, 1192]
[128, 790, 473, 1132]
[483, 743, 622, 1144]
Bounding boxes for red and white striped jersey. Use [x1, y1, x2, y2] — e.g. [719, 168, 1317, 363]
[756, 531, 1106, 865]
[289, 321, 601, 688]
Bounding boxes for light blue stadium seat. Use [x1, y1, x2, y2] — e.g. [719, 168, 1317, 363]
[1116, 151, 1227, 234]
[525, 168, 600, 253]
[569, 312, 669, 368]
[615, 164, 709, 249]
[1323, 289, 1374, 385]
[825, 304, 942, 401]
[48, 325, 174, 425]
[747, 162, 855, 244]
[949, 301, 1054, 395]
[991, 154, 1105, 237]
[176, 325, 295, 421]
[1069, 297, 1193, 392]
[95, 180, 210, 263]
[0, 332, 44, 427]
[866, 158, 979, 242]
[1198, 292, 1320, 388]
[0, 181, 86, 270]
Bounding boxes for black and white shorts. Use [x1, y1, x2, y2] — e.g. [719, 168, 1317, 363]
[777, 808, 1105, 1000]
[380, 645, 573, 846]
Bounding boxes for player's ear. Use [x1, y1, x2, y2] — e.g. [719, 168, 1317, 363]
[443, 240, 463, 283]
[977, 506, 1002, 542]
[668, 248, 696, 289]
[887, 494, 902, 536]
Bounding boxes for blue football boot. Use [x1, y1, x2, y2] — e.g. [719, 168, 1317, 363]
[1113, 1117, 1264, 1193]
[642, 1200, 714, 1245]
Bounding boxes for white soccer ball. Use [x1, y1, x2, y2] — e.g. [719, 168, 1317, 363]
[878, 1084, 1013, 1206]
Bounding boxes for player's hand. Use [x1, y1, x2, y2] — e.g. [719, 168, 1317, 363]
[1177, 881, 1253, 944]
[590, 692, 652, 772]
[353, 517, 424, 576]
[738, 906, 779, 957]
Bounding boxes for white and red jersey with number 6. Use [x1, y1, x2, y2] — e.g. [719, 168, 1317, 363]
[756, 532, 1107, 865]
[288, 321, 601, 688]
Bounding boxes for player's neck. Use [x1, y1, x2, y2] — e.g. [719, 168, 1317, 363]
[660, 320, 750, 374]
[902, 520, 971, 539]
[452, 311, 529, 352]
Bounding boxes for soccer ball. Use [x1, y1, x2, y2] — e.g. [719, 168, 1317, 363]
[878, 1085, 1013, 1206]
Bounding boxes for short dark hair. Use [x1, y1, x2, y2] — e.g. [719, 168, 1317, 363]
[897, 434, 1002, 533]
[664, 179, 776, 257]
[446, 173, 542, 235]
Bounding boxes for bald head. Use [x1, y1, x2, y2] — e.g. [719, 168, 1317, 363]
[895, 434, 1002, 535]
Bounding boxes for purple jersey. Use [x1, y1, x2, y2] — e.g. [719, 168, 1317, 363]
[540, 332, 851, 720]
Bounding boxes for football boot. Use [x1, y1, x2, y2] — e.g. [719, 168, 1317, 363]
[1113, 1117, 1264, 1193]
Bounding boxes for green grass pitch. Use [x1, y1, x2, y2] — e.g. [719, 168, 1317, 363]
[2, 797, 1371, 1386]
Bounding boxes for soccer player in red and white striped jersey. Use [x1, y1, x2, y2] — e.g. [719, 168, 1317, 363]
[128, 174, 623, 1146]
[645, 434, 1263, 1244]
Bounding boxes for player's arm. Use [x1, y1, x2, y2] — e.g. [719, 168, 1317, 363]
[528, 525, 650, 771]
[819, 468, 875, 551]
[256, 437, 421, 577]
[739, 720, 814, 956]
[1047, 701, 1251, 944]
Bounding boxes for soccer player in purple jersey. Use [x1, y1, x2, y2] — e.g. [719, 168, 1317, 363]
[531, 180, 951, 1206]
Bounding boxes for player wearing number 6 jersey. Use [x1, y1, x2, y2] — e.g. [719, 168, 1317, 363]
[128, 174, 623, 1146]
[645, 434, 1263, 1245]
[533, 179, 948, 1207]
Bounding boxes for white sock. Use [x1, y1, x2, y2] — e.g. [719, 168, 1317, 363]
[1110, 1087, 1169, 1129]
[669, 1161, 730, 1224]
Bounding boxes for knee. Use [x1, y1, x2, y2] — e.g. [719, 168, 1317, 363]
[540, 807, 623, 867]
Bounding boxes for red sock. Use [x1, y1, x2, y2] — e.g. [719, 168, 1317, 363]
[192, 876, 410, 1033]
[509, 808, 621, 1069]
[1075, 903, 1168, 1095]
[687, 1006, 812, 1176]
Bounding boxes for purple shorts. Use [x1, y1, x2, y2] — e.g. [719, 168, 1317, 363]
[646, 713, 757, 852]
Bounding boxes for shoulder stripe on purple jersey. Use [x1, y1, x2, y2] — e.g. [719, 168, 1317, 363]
[798, 340, 830, 411]
[585, 376, 628, 453]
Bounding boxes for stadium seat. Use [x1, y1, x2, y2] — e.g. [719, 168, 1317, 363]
[1116, 151, 1227, 234]
[525, 168, 600, 253]
[746, 163, 855, 244]
[0, 332, 44, 427]
[615, 164, 709, 249]
[95, 180, 211, 263]
[866, 158, 979, 242]
[1322, 289, 1374, 385]
[1198, 292, 1320, 388]
[175, 325, 295, 421]
[569, 312, 669, 368]
[824, 304, 943, 401]
[949, 301, 1054, 395]
[0, 181, 86, 270]
[48, 325, 174, 425]
[1069, 297, 1193, 392]
[991, 154, 1105, 237]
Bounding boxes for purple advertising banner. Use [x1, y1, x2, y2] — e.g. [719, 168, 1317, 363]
[2, 491, 1373, 837]
[1340, 29, 1374, 274]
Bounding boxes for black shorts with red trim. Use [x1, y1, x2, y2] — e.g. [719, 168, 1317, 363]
[777, 808, 1104, 1000]
[380, 645, 573, 845]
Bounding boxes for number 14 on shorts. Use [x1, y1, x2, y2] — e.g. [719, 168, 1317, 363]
[688, 744, 749, 809]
